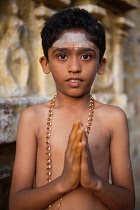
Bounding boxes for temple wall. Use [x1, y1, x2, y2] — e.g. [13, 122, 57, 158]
[0, 0, 140, 209]
[124, 7, 140, 208]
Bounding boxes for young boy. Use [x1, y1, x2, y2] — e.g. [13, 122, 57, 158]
[9, 8, 135, 210]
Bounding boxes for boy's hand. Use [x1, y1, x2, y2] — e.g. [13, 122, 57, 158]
[80, 130, 98, 190]
[60, 120, 83, 192]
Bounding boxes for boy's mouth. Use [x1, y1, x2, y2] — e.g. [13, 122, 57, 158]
[69, 79, 81, 82]
[66, 77, 83, 87]
[66, 77, 83, 81]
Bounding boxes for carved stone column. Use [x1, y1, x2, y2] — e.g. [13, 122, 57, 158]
[28, 2, 56, 96]
[112, 17, 135, 94]
[72, 2, 106, 20]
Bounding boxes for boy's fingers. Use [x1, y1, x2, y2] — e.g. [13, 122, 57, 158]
[67, 120, 80, 149]
[83, 130, 89, 147]
[81, 131, 89, 159]
[71, 128, 83, 155]
[73, 142, 83, 164]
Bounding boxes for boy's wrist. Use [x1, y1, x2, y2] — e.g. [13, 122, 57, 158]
[56, 176, 71, 195]
[87, 175, 102, 193]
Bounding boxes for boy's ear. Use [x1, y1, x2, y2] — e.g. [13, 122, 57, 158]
[39, 56, 50, 74]
[97, 58, 106, 75]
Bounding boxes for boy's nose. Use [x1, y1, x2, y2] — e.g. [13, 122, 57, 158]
[68, 58, 82, 73]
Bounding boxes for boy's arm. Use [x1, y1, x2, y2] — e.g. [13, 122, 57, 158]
[80, 107, 135, 210]
[9, 109, 82, 210]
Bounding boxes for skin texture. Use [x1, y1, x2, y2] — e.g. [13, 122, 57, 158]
[9, 30, 135, 210]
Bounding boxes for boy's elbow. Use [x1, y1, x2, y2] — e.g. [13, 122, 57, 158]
[9, 193, 16, 210]
[131, 194, 135, 210]
[126, 190, 135, 210]
[9, 191, 20, 210]
[117, 189, 135, 210]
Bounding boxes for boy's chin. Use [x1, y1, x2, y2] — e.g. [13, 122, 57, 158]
[57, 90, 91, 98]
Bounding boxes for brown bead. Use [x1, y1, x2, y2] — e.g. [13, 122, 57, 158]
[46, 171, 51, 176]
[46, 164, 51, 169]
[88, 118, 93, 122]
[89, 113, 93, 116]
[46, 178, 52, 182]
[87, 122, 92, 126]
[85, 130, 89, 135]
[48, 204, 51, 208]
[46, 140, 50, 144]
[58, 203, 61, 208]
[47, 122, 51, 126]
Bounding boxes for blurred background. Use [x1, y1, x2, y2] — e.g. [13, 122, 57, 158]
[0, 0, 140, 209]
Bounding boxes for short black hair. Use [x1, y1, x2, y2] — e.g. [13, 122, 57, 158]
[41, 7, 106, 61]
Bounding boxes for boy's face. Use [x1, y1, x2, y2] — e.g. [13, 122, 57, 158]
[40, 29, 106, 97]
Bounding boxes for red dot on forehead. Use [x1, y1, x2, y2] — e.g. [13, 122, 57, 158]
[73, 29, 80, 33]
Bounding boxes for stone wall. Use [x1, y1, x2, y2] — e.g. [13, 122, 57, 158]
[124, 6, 140, 209]
[0, 0, 140, 209]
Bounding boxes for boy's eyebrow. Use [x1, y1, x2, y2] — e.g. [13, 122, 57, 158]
[80, 48, 97, 54]
[52, 47, 97, 54]
[52, 48, 69, 54]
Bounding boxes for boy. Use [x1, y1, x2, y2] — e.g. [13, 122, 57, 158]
[9, 8, 135, 210]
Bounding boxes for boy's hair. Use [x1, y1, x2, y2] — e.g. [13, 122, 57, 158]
[41, 7, 106, 61]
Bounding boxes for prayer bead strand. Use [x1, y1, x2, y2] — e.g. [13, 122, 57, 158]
[46, 95, 94, 209]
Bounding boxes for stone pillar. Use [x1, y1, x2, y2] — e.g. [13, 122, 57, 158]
[112, 17, 135, 94]
[72, 2, 107, 20]
[28, 3, 56, 96]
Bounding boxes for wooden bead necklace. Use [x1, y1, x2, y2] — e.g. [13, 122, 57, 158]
[46, 95, 94, 209]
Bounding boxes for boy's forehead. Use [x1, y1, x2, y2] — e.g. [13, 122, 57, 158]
[52, 30, 95, 49]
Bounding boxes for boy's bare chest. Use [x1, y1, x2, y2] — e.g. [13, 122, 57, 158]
[36, 111, 110, 186]
[37, 109, 110, 151]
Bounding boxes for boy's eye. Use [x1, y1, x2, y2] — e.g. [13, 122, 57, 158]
[81, 54, 91, 60]
[57, 54, 68, 60]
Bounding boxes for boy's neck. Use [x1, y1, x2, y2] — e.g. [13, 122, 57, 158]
[54, 92, 91, 109]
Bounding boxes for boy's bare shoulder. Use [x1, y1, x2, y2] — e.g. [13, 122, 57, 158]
[95, 100, 128, 123]
[19, 101, 50, 122]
